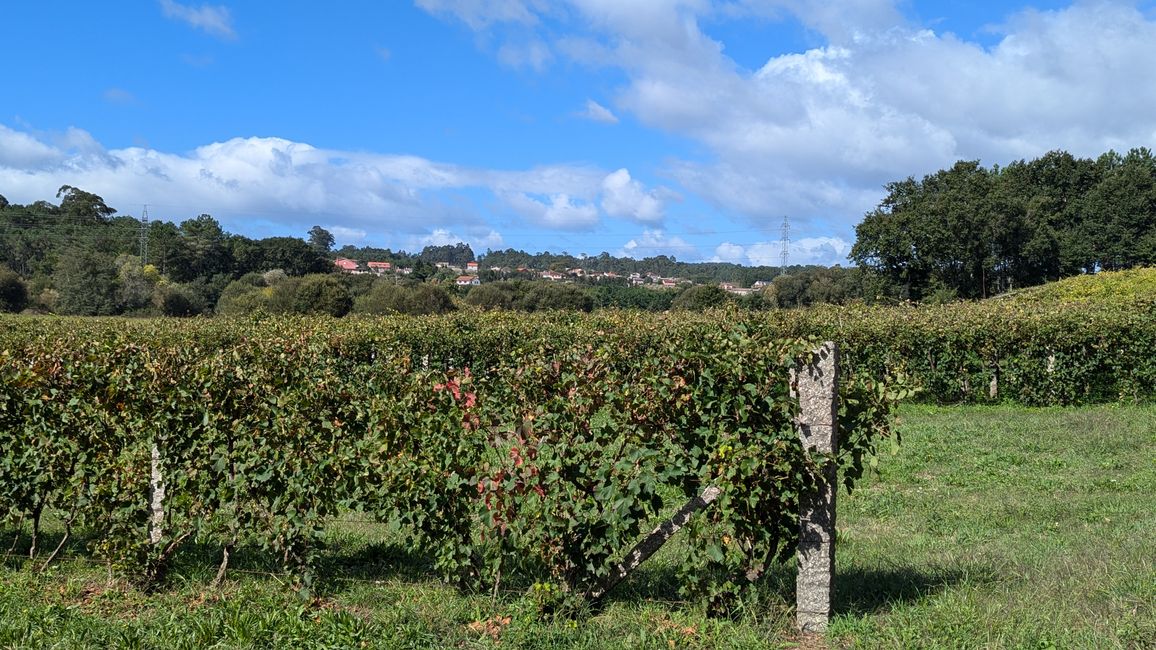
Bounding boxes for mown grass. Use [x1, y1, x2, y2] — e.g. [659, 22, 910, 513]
[2, 404, 1153, 649]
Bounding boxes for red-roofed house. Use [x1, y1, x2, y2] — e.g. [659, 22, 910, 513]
[334, 258, 360, 273]
[466, 261, 479, 273]
[367, 261, 392, 274]
[456, 275, 480, 286]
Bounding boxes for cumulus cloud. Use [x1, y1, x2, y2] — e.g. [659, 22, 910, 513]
[0, 124, 668, 250]
[578, 99, 618, 124]
[619, 229, 697, 260]
[407, 227, 505, 252]
[418, 0, 1156, 235]
[0, 125, 66, 168]
[502, 192, 600, 229]
[159, 0, 237, 40]
[717, 237, 852, 267]
[713, 242, 746, 264]
[600, 168, 665, 223]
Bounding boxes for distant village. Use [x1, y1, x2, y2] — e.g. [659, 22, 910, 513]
[330, 257, 771, 296]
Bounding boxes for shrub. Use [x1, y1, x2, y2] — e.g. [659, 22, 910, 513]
[0, 267, 28, 313]
[292, 274, 352, 317]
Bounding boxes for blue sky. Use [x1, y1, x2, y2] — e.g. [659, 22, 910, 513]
[3, 1, 1155, 265]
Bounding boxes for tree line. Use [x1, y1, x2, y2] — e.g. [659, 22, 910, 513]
[5, 145, 1154, 316]
[0, 185, 853, 316]
[852, 148, 1156, 301]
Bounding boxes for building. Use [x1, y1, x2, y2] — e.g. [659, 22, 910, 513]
[456, 275, 480, 286]
[367, 261, 392, 274]
[334, 258, 360, 273]
[466, 261, 479, 273]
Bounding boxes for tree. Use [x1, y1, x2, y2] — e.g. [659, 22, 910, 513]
[53, 248, 119, 315]
[147, 220, 192, 279]
[0, 266, 28, 312]
[308, 226, 335, 253]
[114, 254, 161, 313]
[235, 236, 329, 276]
[1081, 148, 1156, 271]
[420, 242, 475, 266]
[178, 214, 232, 280]
[852, 161, 998, 300]
[56, 185, 116, 222]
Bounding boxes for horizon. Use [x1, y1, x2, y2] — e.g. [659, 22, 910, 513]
[3, 1, 1155, 267]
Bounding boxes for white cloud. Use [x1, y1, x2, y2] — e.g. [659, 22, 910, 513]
[578, 99, 618, 124]
[720, 237, 852, 267]
[419, 0, 1156, 237]
[159, 0, 237, 40]
[407, 227, 505, 252]
[619, 229, 697, 260]
[497, 39, 553, 70]
[600, 168, 665, 223]
[413, 228, 465, 248]
[502, 192, 600, 229]
[0, 125, 671, 249]
[469, 228, 505, 250]
[0, 125, 65, 168]
[413, 0, 549, 30]
[328, 226, 367, 243]
[713, 242, 745, 263]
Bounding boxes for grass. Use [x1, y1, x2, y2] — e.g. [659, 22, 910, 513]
[2, 404, 1153, 649]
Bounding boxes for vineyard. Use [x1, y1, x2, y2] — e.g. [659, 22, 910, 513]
[0, 312, 901, 613]
[1, 297, 1152, 620]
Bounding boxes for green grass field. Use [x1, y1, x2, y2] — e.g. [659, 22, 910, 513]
[2, 404, 1153, 649]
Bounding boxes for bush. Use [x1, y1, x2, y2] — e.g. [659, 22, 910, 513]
[671, 285, 730, 311]
[355, 281, 456, 316]
[515, 282, 593, 312]
[154, 283, 205, 317]
[292, 274, 352, 317]
[464, 283, 515, 310]
[0, 267, 28, 313]
[216, 279, 269, 316]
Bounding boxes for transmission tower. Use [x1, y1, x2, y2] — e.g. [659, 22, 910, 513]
[778, 215, 790, 275]
[139, 205, 150, 264]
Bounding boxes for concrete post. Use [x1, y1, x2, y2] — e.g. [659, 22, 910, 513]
[149, 443, 165, 544]
[793, 342, 839, 633]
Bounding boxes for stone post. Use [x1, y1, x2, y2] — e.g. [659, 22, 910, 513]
[792, 342, 838, 633]
[149, 443, 165, 544]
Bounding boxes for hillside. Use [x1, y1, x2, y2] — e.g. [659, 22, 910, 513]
[996, 267, 1156, 304]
